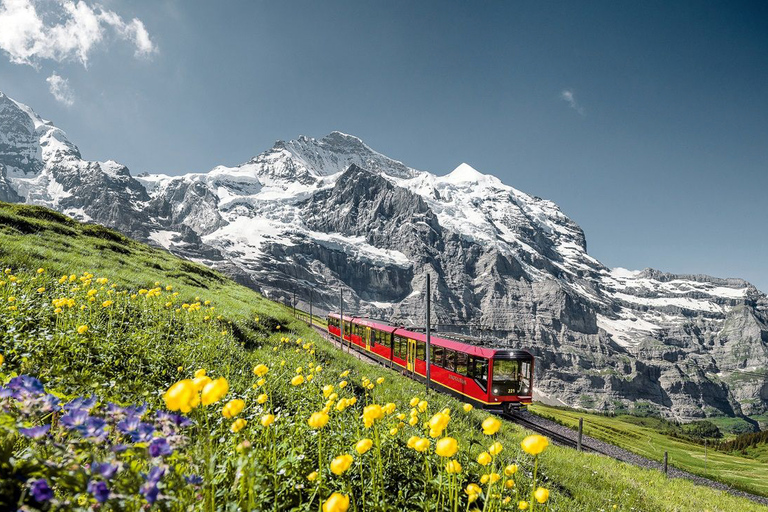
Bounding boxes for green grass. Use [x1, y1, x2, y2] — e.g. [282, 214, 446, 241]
[1, 200, 767, 512]
[529, 403, 768, 498]
[708, 415, 761, 436]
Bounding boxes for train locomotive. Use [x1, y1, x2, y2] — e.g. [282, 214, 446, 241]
[326, 313, 534, 413]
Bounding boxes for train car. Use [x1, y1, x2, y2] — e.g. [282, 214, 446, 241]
[326, 313, 533, 412]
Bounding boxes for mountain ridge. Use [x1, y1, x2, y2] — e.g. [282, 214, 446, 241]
[0, 90, 765, 424]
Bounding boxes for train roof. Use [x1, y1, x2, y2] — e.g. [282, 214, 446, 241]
[328, 312, 355, 322]
[395, 328, 499, 358]
[353, 317, 399, 333]
[326, 314, 533, 360]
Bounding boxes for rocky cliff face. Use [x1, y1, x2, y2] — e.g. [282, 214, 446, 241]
[0, 91, 765, 423]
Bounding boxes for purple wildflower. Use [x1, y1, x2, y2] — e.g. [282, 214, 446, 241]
[185, 474, 203, 485]
[140, 467, 165, 505]
[87, 480, 110, 503]
[4, 376, 45, 400]
[111, 444, 129, 453]
[146, 466, 165, 484]
[156, 410, 194, 428]
[140, 482, 160, 505]
[18, 425, 50, 439]
[90, 462, 119, 480]
[30, 479, 53, 502]
[60, 408, 90, 429]
[107, 402, 148, 420]
[65, 396, 97, 412]
[38, 393, 61, 413]
[148, 437, 172, 458]
[116, 414, 140, 434]
[118, 415, 154, 443]
[83, 417, 109, 442]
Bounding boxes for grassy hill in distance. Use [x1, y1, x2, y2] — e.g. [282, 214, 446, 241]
[0, 201, 765, 511]
[529, 404, 768, 498]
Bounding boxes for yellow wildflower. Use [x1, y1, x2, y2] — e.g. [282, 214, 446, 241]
[520, 434, 549, 456]
[413, 438, 430, 453]
[231, 418, 247, 433]
[445, 459, 462, 474]
[193, 375, 212, 391]
[330, 454, 354, 475]
[322, 492, 349, 512]
[355, 438, 373, 455]
[201, 377, 229, 405]
[435, 437, 458, 458]
[476, 452, 492, 466]
[222, 399, 245, 419]
[481, 416, 501, 435]
[163, 380, 198, 412]
[308, 412, 330, 429]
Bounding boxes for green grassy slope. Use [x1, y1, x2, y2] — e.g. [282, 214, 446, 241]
[529, 403, 768, 497]
[1, 201, 766, 512]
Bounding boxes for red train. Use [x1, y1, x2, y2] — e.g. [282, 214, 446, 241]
[326, 313, 534, 412]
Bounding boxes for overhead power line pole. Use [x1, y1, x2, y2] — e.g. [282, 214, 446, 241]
[340, 288, 345, 352]
[426, 273, 431, 392]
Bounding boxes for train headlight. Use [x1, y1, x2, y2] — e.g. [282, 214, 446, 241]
[493, 388, 499, 395]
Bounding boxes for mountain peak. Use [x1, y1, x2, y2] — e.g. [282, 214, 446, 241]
[444, 163, 488, 184]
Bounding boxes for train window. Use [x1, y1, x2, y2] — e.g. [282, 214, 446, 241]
[444, 349, 456, 372]
[416, 341, 425, 361]
[456, 352, 468, 375]
[431, 346, 444, 367]
[474, 358, 488, 389]
[393, 336, 404, 358]
[492, 359, 531, 396]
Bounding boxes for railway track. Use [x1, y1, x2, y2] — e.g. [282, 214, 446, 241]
[502, 411, 600, 453]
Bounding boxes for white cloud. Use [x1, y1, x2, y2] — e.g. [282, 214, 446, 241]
[0, 0, 156, 67]
[560, 89, 585, 115]
[46, 72, 74, 106]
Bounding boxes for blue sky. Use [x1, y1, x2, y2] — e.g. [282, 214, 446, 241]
[1, 0, 767, 291]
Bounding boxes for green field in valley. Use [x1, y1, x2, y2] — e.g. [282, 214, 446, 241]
[529, 403, 768, 498]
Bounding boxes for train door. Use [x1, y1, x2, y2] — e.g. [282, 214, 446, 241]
[406, 338, 416, 372]
[365, 327, 371, 351]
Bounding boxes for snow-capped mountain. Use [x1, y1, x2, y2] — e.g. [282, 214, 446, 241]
[1, 90, 766, 424]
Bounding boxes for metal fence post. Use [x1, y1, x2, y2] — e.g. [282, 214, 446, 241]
[577, 417, 583, 452]
[663, 451, 668, 476]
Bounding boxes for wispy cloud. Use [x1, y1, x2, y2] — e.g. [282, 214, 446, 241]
[46, 72, 74, 106]
[0, 0, 156, 67]
[560, 89, 585, 115]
